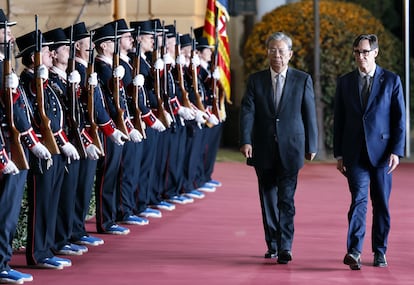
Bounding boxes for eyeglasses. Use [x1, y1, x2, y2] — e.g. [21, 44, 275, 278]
[268, 48, 290, 56]
[353, 49, 373, 57]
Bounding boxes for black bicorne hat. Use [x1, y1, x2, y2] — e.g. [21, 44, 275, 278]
[179, 34, 192, 48]
[92, 24, 120, 45]
[130, 20, 156, 36]
[107, 19, 134, 35]
[193, 26, 204, 40]
[196, 37, 214, 51]
[0, 9, 16, 26]
[63, 22, 90, 42]
[43, 28, 70, 51]
[165, 24, 176, 39]
[15, 30, 53, 58]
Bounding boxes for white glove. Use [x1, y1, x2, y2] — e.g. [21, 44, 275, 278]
[110, 129, 128, 146]
[132, 74, 145, 87]
[31, 143, 52, 160]
[88, 72, 98, 87]
[5, 73, 19, 89]
[154, 58, 164, 70]
[177, 106, 195, 120]
[37, 64, 49, 80]
[191, 54, 201, 67]
[129, 129, 143, 143]
[212, 68, 220, 80]
[195, 109, 208, 124]
[3, 160, 19, 175]
[151, 119, 166, 132]
[86, 144, 101, 160]
[113, 65, 125, 79]
[61, 143, 80, 160]
[176, 54, 186, 65]
[163, 53, 174, 65]
[207, 113, 219, 126]
[68, 70, 81, 84]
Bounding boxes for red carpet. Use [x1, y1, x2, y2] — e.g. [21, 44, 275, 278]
[10, 161, 414, 285]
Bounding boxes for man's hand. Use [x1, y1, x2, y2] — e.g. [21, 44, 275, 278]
[336, 159, 347, 177]
[240, 144, 252, 158]
[387, 153, 400, 174]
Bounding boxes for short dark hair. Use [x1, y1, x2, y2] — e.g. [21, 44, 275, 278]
[21, 52, 34, 67]
[353, 34, 378, 50]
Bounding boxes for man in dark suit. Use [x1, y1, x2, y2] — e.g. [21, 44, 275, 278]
[334, 34, 405, 270]
[239, 32, 318, 264]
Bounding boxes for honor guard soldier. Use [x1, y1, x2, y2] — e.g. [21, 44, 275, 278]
[161, 24, 203, 203]
[129, 19, 173, 216]
[193, 27, 223, 190]
[92, 23, 132, 235]
[0, 10, 43, 283]
[17, 26, 76, 269]
[62, 22, 110, 247]
[179, 33, 217, 199]
[105, 19, 155, 226]
[43, 27, 91, 257]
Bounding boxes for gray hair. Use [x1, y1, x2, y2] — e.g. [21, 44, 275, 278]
[266, 32, 292, 50]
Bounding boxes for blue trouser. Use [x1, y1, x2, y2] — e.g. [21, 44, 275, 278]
[182, 121, 204, 192]
[164, 123, 186, 198]
[117, 140, 143, 220]
[71, 158, 98, 241]
[0, 167, 28, 271]
[136, 128, 159, 213]
[55, 159, 80, 250]
[346, 162, 391, 255]
[202, 123, 222, 183]
[95, 136, 123, 232]
[26, 154, 65, 265]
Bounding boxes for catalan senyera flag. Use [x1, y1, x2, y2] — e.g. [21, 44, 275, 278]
[203, 0, 231, 104]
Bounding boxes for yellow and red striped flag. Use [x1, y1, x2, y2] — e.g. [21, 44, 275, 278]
[203, 0, 231, 103]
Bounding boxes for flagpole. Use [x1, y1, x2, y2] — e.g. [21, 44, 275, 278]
[404, 0, 410, 157]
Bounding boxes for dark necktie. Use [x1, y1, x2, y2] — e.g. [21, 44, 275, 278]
[361, 75, 371, 108]
[274, 74, 282, 110]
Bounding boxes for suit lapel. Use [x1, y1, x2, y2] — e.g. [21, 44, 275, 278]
[365, 66, 384, 111]
[276, 68, 295, 114]
[263, 69, 276, 113]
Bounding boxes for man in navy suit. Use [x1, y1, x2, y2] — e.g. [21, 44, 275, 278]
[334, 34, 405, 270]
[239, 32, 318, 264]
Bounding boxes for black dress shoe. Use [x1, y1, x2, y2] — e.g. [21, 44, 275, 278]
[343, 252, 361, 270]
[373, 252, 388, 267]
[264, 250, 277, 259]
[277, 250, 292, 264]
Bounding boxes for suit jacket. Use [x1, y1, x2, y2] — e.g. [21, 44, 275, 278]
[239, 67, 318, 171]
[333, 66, 405, 167]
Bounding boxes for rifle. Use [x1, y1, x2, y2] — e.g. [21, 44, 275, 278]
[209, 28, 221, 122]
[175, 31, 191, 108]
[131, 27, 146, 139]
[112, 22, 129, 136]
[2, 21, 29, 169]
[161, 22, 176, 132]
[190, 32, 205, 112]
[67, 25, 87, 159]
[85, 31, 104, 155]
[34, 15, 60, 154]
[152, 22, 170, 128]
